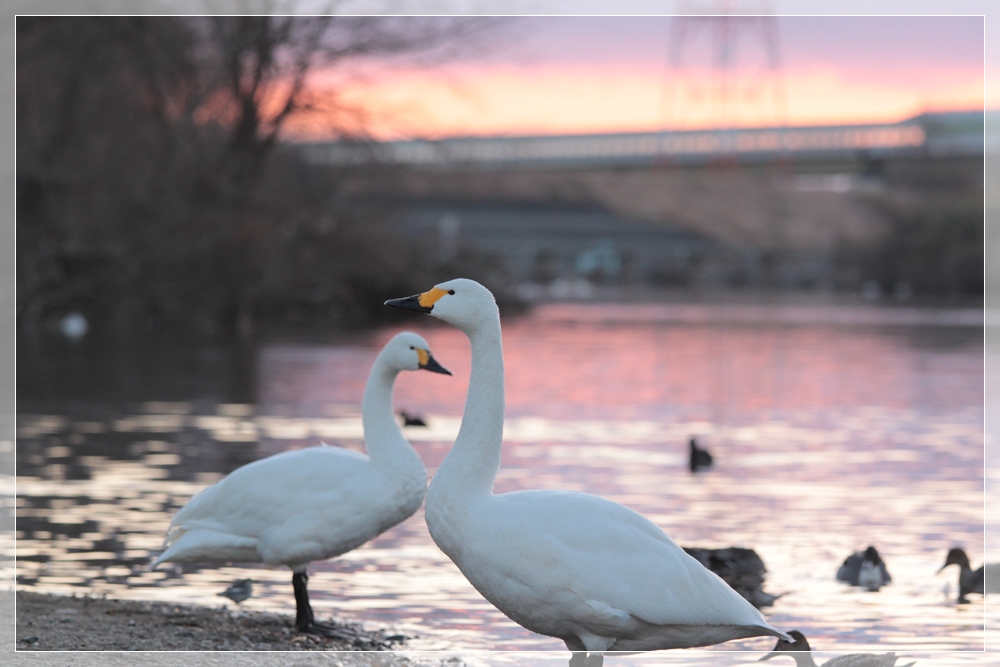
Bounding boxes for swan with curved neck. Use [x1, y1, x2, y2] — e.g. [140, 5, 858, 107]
[386, 279, 790, 665]
[152, 332, 450, 635]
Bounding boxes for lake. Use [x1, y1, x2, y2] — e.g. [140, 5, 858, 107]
[14, 300, 992, 662]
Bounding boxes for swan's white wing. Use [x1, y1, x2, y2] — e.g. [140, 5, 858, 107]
[155, 446, 383, 566]
[170, 446, 372, 531]
[470, 489, 770, 629]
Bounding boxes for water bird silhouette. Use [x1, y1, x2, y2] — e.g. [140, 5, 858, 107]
[218, 579, 253, 605]
[759, 630, 915, 667]
[387, 279, 790, 667]
[688, 437, 713, 473]
[399, 411, 427, 427]
[836, 546, 891, 591]
[682, 546, 782, 608]
[151, 332, 450, 637]
[937, 547, 988, 603]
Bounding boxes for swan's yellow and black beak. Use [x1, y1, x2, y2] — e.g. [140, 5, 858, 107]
[416, 349, 452, 375]
[385, 287, 449, 314]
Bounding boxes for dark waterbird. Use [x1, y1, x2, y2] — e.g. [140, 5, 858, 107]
[937, 547, 985, 603]
[758, 630, 915, 667]
[683, 546, 782, 608]
[218, 578, 253, 606]
[836, 546, 891, 591]
[688, 436, 713, 473]
[399, 411, 428, 427]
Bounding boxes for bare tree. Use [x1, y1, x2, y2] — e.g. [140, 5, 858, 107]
[189, 15, 503, 204]
[16, 15, 509, 336]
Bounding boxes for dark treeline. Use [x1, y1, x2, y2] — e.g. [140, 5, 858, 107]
[16, 15, 513, 339]
[835, 193, 984, 299]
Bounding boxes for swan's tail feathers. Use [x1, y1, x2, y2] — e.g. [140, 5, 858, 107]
[149, 552, 169, 570]
[148, 523, 188, 570]
[771, 627, 794, 642]
[148, 528, 258, 569]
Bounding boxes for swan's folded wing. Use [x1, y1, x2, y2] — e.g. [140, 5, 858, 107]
[164, 447, 377, 544]
[484, 490, 771, 629]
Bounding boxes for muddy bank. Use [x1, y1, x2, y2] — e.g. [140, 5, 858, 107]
[15, 591, 406, 652]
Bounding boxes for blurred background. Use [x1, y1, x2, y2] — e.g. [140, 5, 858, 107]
[13, 9, 986, 341]
[7, 0, 999, 660]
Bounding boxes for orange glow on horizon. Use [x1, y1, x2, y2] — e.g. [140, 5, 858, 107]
[282, 61, 986, 141]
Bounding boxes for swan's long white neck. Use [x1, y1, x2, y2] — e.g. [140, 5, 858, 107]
[429, 315, 505, 502]
[362, 353, 419, 472]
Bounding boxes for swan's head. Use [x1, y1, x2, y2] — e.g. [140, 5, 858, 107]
[758, 630, 811, 660]
[383, 332, 451, 375]
[384, 278, 499, 333]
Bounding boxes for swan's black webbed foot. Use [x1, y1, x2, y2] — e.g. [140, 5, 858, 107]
[298, 621, 392, 648]
[298, 621, 354, 640]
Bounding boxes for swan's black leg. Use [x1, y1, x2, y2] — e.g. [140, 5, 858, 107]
[292, 571, 315, 630]
[291, 571, 367, 641]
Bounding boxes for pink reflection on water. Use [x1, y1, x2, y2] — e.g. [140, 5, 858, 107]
[18, 302, 984, 652]
[259, 304, 982, 421]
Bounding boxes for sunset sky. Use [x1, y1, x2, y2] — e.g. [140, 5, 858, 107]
[289, 11, 987, 141]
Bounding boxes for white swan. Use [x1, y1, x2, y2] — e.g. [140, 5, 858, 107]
[151, 332, 450, 635]
[386, 279, 790, 665]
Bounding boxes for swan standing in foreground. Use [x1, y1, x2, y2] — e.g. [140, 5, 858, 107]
[386, 279, 790, 666]
[758, 630, 915, 667]
[151, 332, 450, 635]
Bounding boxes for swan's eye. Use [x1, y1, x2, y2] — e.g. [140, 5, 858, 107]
[448, 290, 455, 295]
[409, 346, 415, 350]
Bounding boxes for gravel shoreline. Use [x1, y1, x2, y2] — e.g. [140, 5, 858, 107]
[15, 591, 405, 651]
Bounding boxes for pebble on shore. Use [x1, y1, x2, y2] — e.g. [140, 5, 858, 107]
[15, 591, 403, 651]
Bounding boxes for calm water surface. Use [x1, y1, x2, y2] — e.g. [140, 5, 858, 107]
[14, 302, 991, 659]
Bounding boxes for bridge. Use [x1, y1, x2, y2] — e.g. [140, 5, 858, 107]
[301, 111, 984, 171]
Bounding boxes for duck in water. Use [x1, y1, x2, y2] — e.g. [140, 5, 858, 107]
[938, 547, 986, 604]
[836, 546, 891, 591]
[759, 630, 915, 667]
[688, 436, 713, 473]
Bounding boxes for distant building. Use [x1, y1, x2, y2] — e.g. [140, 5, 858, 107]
[400, 204, 728, 290]
[298, 110, 985, 295]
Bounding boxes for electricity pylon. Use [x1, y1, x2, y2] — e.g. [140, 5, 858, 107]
[662, 0, 787, 131]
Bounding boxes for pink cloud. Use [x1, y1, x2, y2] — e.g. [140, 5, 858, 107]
[284, 16, 985, 140]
